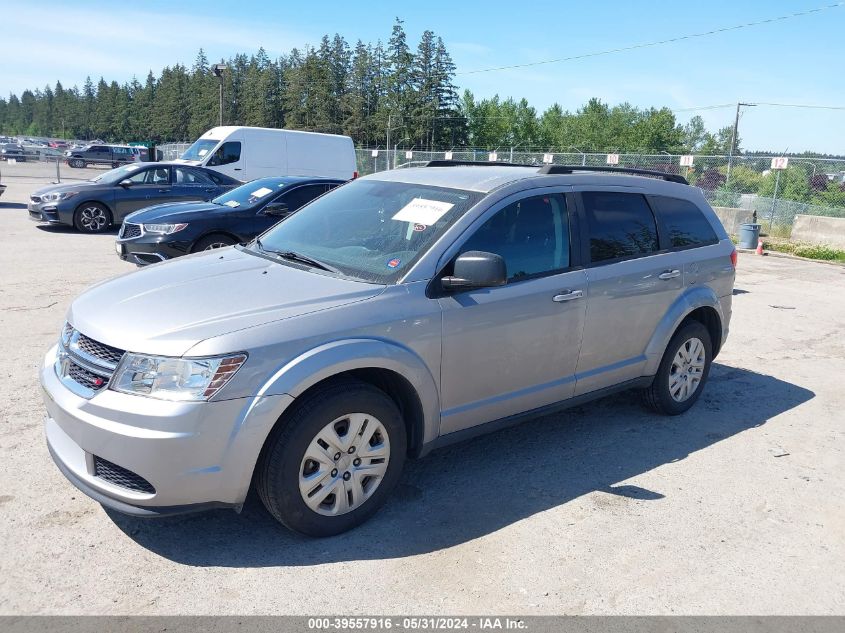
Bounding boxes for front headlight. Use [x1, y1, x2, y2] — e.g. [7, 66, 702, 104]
[111, 352, 247, 401]
[143, 223, 188, 235]
[41, 191, 78, 202]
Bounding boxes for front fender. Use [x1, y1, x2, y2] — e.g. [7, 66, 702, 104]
[257, 338, 441, 446]
[643, 286, 725, 376]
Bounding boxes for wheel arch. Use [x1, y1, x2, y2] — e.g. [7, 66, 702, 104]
[643, 287, 726, 376]
[255, 338, 440, 459]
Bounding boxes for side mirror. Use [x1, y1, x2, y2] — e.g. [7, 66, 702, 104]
[264, 202, 289, 217]
[119, 179, 132, 187]
[441, 251, 507, 290]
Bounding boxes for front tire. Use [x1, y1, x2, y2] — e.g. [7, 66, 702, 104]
[192, 234, 237, 252]
[73, 202, 112, 233]
[256, 379, 407, 536]
[642, 320, 712, 415]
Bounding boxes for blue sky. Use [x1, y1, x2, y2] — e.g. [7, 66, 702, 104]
[4, 0, 845, 153]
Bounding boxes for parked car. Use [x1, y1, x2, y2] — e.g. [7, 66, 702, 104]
[116, 176, 345, 265]
[28, 162, 241, 233]
[49, 140, 69, 149]
[65, 144, 136, 168]
[1, 143, 27, 162]
[176, 126, 357, 181]
[40, 163, 735, 536]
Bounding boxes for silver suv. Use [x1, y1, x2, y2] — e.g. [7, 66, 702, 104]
[41, 164, 735, 536]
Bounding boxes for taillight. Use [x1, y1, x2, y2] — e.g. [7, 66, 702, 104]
[352, 171, 359, 179]
[730, 248, 737, 268]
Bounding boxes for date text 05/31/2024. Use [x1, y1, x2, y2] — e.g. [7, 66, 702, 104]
[307, 617, 528, 630]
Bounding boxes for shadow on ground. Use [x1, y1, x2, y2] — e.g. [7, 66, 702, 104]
[0, 201, 27, 209]
[108, 363, 813, 566]
[36, 224, 119, 235]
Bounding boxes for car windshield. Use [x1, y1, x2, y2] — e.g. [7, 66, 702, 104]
[212, 177, 287, 209]
[180, 139, 219, 161]
[89, 163, 145, 184]
[247, 179, 482, 283]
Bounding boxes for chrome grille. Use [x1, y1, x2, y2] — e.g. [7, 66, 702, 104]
[56, 324, 125, 398]
[67, 362, 108, 391]
[93, 456, 155, 494]
[76, 334, 124, 366]
[120, 223, 142, 239]
[30, 195, 42, 203]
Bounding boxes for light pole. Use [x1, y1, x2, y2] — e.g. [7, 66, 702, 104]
[394, 137, 411, 169]
[212, 64, 228, 127]
[726, 102, 755, 186]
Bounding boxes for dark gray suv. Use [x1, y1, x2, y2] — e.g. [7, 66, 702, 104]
[41, 163, 735, 536]
[65, 144, 136, 168]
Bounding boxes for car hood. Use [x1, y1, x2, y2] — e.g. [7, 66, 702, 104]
[67, 247, 385, 357]
[125, 201, 220, 223]
[33, 180, 105, 196]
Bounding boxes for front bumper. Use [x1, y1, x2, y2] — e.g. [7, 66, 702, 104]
[28, 199, 72, 225]
[116, 232, 193, 266]
[40, 344, 293, 515]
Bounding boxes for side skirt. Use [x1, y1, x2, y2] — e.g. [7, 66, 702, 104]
[419, 376, 654, 457]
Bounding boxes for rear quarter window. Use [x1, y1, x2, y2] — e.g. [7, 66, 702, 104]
[582, 191, 660, 263]
[651, 196, 719, 249]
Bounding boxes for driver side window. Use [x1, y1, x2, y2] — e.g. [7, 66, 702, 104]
[127, 167, 169, 185]
[458, 194, 570, 281]
[208, 142, 241, 166]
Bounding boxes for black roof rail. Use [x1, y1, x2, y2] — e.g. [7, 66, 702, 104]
[537, 164, 689, 185]
[424, 160, 536, 168]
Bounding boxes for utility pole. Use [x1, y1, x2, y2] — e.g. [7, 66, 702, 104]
[727, 102, 755, 186]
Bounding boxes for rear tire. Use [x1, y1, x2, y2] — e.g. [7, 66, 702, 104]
[642, 320, 712, 415]
[256, 379, 407, 537]
[73, 202, 112, 233]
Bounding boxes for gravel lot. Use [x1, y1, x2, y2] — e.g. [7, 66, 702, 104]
[0, 167, 843, 615]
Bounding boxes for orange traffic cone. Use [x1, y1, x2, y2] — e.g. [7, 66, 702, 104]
[756, 238, 764, 256]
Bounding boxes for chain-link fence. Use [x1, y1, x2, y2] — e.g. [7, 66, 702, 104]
[158, 143, 191, 161]
[154, 142, 845, 233]
[357, 149, 845, 233]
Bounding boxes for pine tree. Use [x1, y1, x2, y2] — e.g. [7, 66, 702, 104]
[188, 49, 218, 136]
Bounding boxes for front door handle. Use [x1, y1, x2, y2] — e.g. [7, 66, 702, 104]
[157, 188, 170, 193]
[658, 269, 681, 280]
[553, 289, 583, 302]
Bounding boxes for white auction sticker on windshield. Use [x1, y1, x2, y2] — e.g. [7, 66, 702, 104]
[198, 149, 209, 156]
[392, 198, 454, 225]
[251, 187, 273, 198]
[224, 200, 240, 208]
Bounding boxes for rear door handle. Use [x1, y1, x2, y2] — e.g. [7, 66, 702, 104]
[658, 269, 681, 280]
[157, 188, 170, 193]
[553, 289, 583, 302]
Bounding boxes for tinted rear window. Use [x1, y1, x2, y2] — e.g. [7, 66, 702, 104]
[582, 192, 659, 263]
[652, 196, 719, 248]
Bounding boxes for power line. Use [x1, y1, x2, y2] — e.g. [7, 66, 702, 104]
[754, 102, 845, 110]
[457, 2, 845, 76]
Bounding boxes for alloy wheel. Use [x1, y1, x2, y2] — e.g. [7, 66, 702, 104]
[298, 413, 390, 516]
[78, 206, 108, 232]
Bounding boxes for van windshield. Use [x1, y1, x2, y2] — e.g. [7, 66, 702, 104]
[180, 139, 219, 161]
[247, 179, 482, 284]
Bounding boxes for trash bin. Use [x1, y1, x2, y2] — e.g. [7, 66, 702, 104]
[738, 223, 760, 249]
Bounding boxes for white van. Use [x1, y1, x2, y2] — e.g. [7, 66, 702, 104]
[176, 126, 357, 182]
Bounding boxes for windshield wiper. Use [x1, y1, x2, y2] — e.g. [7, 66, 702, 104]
[255, 239, 340, 273]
